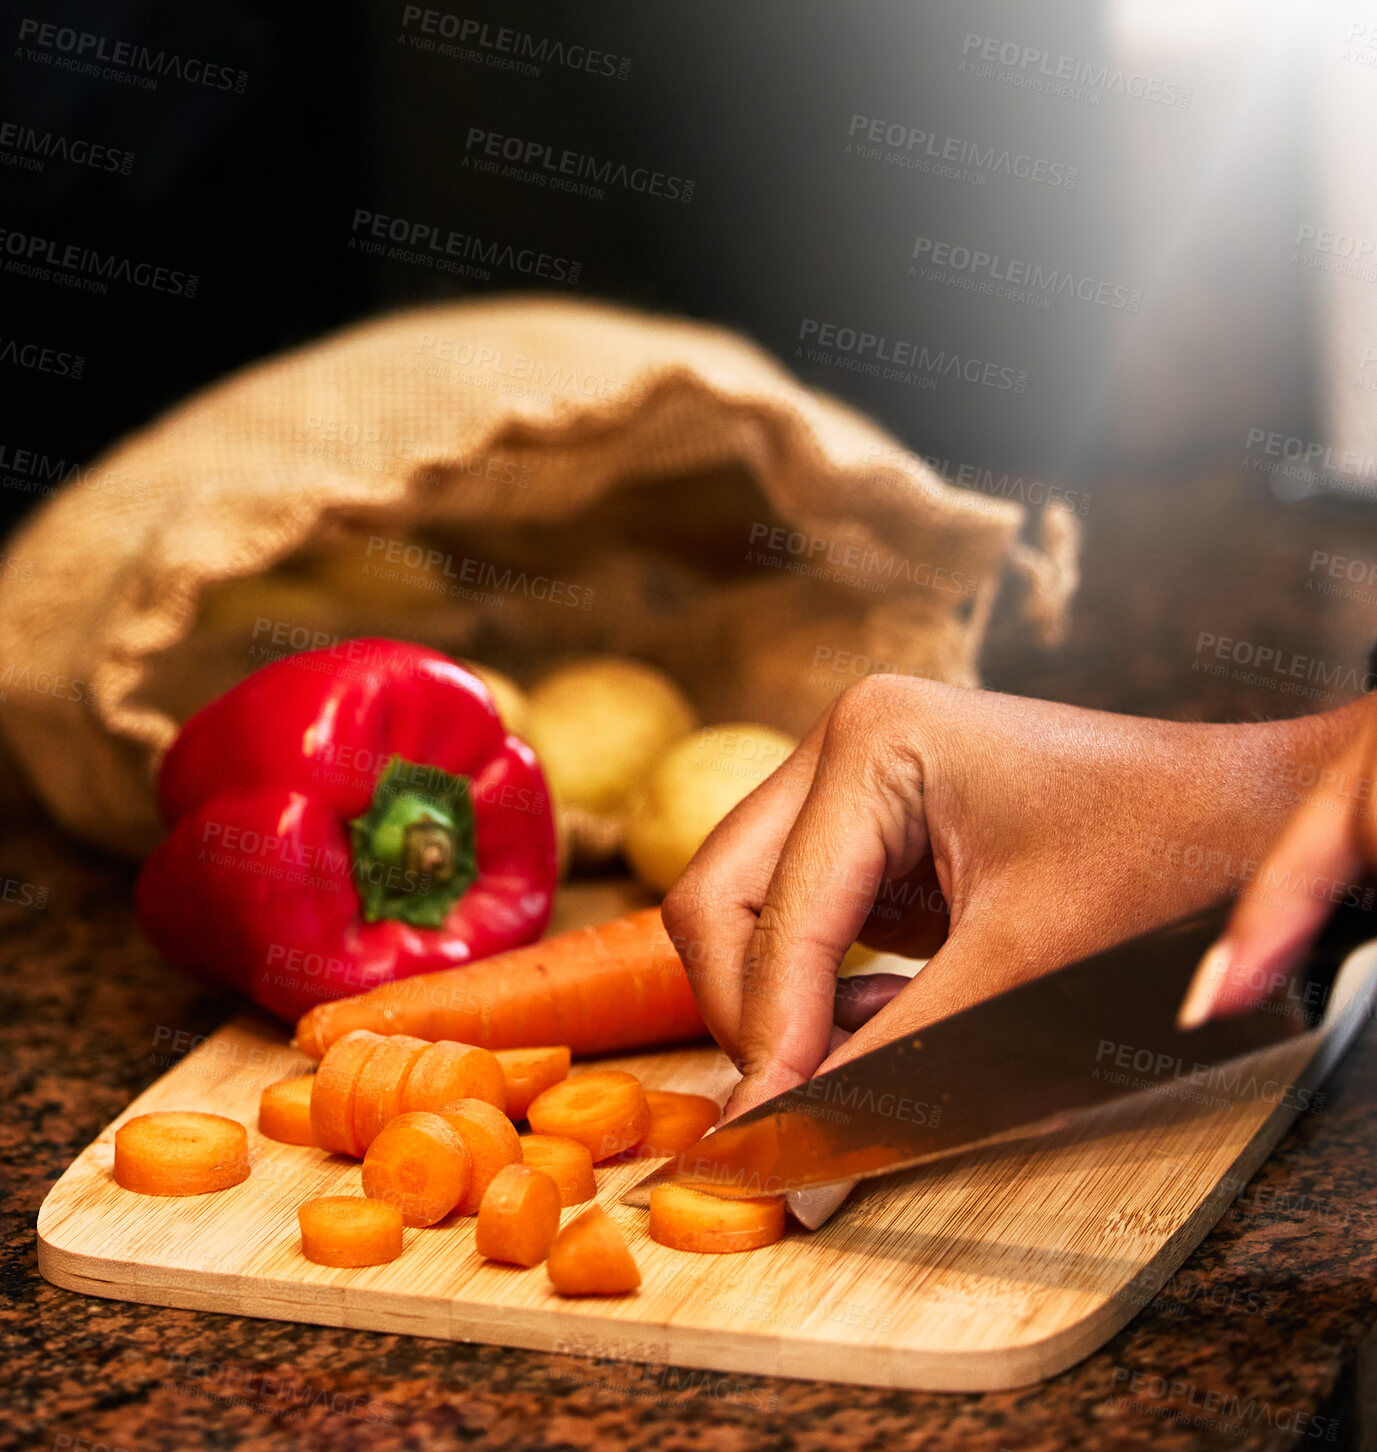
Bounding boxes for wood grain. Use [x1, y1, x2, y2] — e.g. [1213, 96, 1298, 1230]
[37, 943, 1377, 1392]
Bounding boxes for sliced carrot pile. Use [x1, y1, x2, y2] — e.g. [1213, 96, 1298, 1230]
[494, 1046, 571, 1119]
[361, 1111, 472, 1227]
[527, 1070, 650, 1163]
[298, 1195, 403, 1266]
[629, 1091, 720, 1158]
[434, 1098, 523, 1214]
[257, 1076, 317, 1146]
[475, 1163, 562, 1267]
[310, 1029, 386, 1155]
[114, 1111, 249, 1196]
[520, 1134, 596, 1206]
[403, 1040, 506, 1116]
[351, 1034, 429, 1153]
[547, 1205, 641, 1296]
[648, 1184, 786, 1253]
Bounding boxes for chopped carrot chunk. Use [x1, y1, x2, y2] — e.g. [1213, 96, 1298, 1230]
[114, 1112, 249, 1196]
[547, 1206, 641, 1296]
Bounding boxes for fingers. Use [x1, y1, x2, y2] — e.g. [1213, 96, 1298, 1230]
[661, 710, 830, 1056]
[725, 711, 929, 1118]
[1178, 712, 1377, 1028]
[832, 972, 911, 1033]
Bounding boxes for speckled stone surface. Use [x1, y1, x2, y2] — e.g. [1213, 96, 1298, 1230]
[5, 476, 1377, 1451]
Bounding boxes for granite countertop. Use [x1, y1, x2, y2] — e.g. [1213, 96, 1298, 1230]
[5, 475, 1377, 1452]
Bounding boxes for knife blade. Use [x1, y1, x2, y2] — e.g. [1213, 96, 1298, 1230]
[623, 894, 1376, 1205]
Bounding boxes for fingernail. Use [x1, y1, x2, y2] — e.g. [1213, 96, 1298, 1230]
[1177, 940, 1231, 1030]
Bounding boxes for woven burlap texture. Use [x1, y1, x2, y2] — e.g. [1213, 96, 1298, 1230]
[0, 295, 1078, 857]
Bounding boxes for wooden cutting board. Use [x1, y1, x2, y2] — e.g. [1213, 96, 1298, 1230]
[37, 942, 1377, 1393]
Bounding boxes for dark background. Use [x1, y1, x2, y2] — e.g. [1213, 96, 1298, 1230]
[0, 0, 1326, 534]
[1, 0, 1370, 722]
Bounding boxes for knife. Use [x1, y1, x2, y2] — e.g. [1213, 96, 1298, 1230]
[623, 894, 1377, 1206]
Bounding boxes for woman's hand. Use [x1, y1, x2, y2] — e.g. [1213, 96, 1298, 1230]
[662, 675, 1365, 1119]
[1179, 693, 1377, 1027]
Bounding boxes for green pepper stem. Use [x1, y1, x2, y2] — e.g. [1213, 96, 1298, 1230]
[349, 755, 478, 928]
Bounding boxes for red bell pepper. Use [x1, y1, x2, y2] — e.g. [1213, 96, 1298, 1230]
[136, 639, 558, 1022]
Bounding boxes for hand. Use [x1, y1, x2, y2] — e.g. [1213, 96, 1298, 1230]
[1178, 693, 1377, 1027]
[662, 675, 1365, 1119]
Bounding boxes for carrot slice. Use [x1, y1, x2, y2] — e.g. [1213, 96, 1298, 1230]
[476, 1163, 562, 1267]
[547, 1206, 641, 1295]
[402, 1040, 507, 1116]
[649, 1184, 786, 1253]
[351, 1035, 429, 1153]
[434, 1098, 523, 1214]
[310, 1029, 386, 1156]
[520, 1134, 596, 1206]
[629, 1091, 720, 1158]
[361, 1111, 472, 1227]
[258, 1075, 317, 1146]
[298, 1195, 403, 1267]
[113, 1112, 249, 1196]
[527, 1070, 650, 1163]
[494, 1046, 571, 1119]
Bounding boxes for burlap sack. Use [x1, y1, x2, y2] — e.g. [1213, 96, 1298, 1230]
[0, 296, 1077, 858]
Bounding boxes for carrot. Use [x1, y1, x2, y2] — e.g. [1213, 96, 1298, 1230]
[648, 1184, 786, 1253]
[475, 1163, 562, 1267]
[351, 1035, 430, 1153]
[361, 1111, 472, 1227]
[494, 1046, 571, 1119]
[546, 1206, 640, 1296]
[113, 1112, 249, 1196]
[434, 1098, 522, 1214]
[402, 1040, 507, 1116]
[295, 909, 706, 1061]
[628, 1091, 720, 1158]
[527, 1070, 650, 1163]
[520, 1134, 596, 1206]
[298, 1196, 403, 1267]
[310, 1029, 386, 1156]
[258, 1076, 317, 1146]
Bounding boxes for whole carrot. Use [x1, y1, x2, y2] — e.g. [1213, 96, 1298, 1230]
[294, 909, 706, 1061]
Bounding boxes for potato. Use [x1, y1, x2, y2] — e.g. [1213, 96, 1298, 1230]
[525, 658, 697, 818]
[468, 662, 530, 738]
[625, 723, 798, 896]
